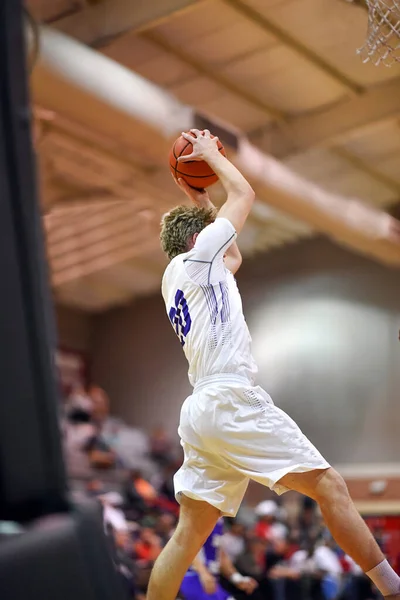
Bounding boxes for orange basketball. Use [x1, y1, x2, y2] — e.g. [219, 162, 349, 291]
[169, 131, 226, 189]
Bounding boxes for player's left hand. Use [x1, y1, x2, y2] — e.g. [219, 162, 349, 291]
[235, 576, 258, 594]
[173, 176, 213, 211]
[178, 128, 219, 162]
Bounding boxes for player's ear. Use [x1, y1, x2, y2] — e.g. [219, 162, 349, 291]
[186, 232, 198, 251]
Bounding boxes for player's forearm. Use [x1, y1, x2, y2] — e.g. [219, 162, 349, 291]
[220, 549, 237, 579]
[191, 555, 210, 577]
[204, 150, 254, 202]
[203, 150, 254, 233]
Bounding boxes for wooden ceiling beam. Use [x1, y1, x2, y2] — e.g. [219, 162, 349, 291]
[250, 77, 400, 159]
[330, 147, 400, 195]
[51, 241, 158, 287]
[51, 227, 146, 273]
[222, 0, 364, 95]
[51, 234, 158, 287]
[53, 0, 207, 46]
[141, 30, 285, 121]
[47, 209, 148, 261]
[45, 202, 139, 244]
[235, 139, 400, 267]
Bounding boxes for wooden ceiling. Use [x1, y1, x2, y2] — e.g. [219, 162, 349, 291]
[27, 0, 400, 312]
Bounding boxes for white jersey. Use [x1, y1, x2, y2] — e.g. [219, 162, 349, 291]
[161, 218, 257, 387]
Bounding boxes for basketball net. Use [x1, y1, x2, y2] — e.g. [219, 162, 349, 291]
[357, 0, 400, 66]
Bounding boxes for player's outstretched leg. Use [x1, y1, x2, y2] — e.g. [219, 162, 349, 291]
[147, 494, 220, 600]
[279, 468, 400, 598]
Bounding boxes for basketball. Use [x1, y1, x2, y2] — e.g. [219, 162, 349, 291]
[169, 131, 226, 189]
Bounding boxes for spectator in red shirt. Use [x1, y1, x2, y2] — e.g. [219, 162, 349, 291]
[135, 528, 162, 563]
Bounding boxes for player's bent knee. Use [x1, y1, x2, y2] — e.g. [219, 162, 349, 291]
[175, 494, 220, 546]
[174, 517, 217, 551]
[315, 468, 349, 504]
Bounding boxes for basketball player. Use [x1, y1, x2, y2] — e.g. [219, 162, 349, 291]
[148, 129, 400, 600]
[180, 517, 257, 600]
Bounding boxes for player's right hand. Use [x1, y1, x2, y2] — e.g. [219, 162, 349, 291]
[173, 176, 213, 210]
[199, 571, 218, 595]
[178, 129, 219, 163]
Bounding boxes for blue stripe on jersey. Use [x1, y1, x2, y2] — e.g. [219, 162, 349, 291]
[201, 284, 218, 325]
[219, 282, 230, 323]
[201, 283, 230, 325]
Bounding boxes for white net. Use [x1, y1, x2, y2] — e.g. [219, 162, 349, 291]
[357, 0, 400, 66]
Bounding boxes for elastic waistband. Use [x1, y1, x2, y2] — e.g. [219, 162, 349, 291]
[193, 374, 252, 394]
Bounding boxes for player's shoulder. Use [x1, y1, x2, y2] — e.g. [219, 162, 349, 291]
[197, 217, 236, 243]
[161, 253, 188, 290]
[162, 253, 186, 277]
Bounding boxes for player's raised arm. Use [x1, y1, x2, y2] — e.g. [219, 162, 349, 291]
[174, 177, 242, 275]
[178, 129, 255, 234]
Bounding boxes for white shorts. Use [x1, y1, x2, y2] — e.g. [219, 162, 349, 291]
[174, 375, 330, 517]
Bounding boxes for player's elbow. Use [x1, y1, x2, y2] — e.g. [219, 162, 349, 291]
[248, 184, 255, 199]
[230, 184, 255, 211]
[228, 255, 242, 275]
[242, 183, 255, 206]
[235, 256, 243, 275]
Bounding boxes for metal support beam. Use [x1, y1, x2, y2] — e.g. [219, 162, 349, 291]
[53, 0, 206, 47]
[250, 77, 400, 159]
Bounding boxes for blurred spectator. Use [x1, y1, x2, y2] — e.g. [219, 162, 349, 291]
[298, 497, 323, 546]
[289, 535, 343, 600]
[234, 536, 275, 599]
[222, 519, 246, 563]
[254, 499, 277, 539]
[286, 527, 302, 559]
[372, 525, 391, 555]
[158, 462, 179, 503]
[150, 425, 174, 467]
[127, 469, 157, 503]
[88, 385, 111, 425]
[110, 424, 154, 475]
[134, 526, 162, 563]
[254, 499, 289, 543]
[89, 385, 157, 477]
[65, 384, 93, 420]
[85, 434, 117, 470]
[62, 396, 97, 477]
[101, 494, 129, 535]
[154, 513, 176, 547]
[236, 535, 268, 581]
[86, 478, 104, 498]
[62, 384, 119, 474]
[182, 518, 258, 600]
[107, 525, 142, 600]
[123, 469, 159, 521]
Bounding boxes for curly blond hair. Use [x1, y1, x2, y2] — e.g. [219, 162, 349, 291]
[160, 205, 216, 260]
